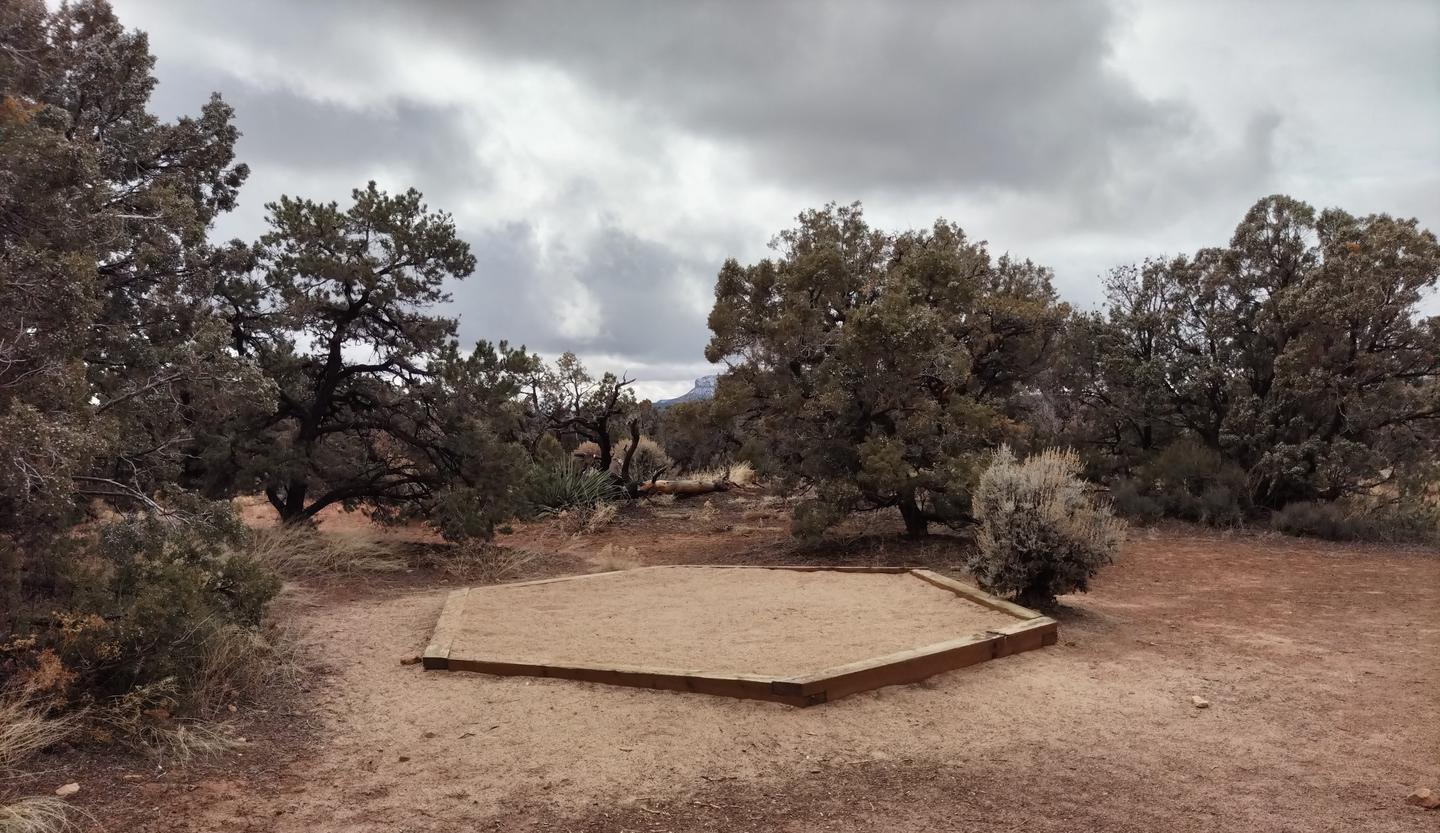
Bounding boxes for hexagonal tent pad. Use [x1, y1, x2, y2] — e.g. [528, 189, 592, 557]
[422, 565, 1057, 707]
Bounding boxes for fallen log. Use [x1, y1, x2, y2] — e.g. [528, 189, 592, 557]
[637, 478, 733, 497]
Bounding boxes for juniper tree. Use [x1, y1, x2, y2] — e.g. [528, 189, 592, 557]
[705, 203, 1068, 538]
[219, 184, 535, 533]
[1, 0, 257, 618]
[1069, 195, 1440, 507]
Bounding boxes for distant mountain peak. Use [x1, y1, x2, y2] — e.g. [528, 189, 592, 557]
[655, 375, 716, 408]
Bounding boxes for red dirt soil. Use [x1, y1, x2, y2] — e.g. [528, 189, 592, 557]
[52, 497, 1440, 832]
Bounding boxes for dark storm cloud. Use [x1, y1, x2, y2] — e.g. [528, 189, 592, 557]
[126, 0, 1245, 204]
[108, 0, 1437, 385]
[146, 67, 487, 227]
[405, 0, 1198, 197]
[452, 222, 710, 363]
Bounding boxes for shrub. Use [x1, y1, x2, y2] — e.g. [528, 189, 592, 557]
[1109, 478, 1162, 524]
[522, 461, 622, 516]
[967, 447, 1126, 609]
[1121, 440, 1249, 526]
[610, 435, 672, 480]
[4, 505, 283, 719]
[1271, 500, 1440, 544]
[571, 440, 602, 467]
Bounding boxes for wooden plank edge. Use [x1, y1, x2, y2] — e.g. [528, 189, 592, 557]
[469, 565, 672, 592]
[908, 569, 1045, 620]
[421, 587, 470, 670]
[677, 564, 912, 573]
[441, 657, 814, 707]
[775, 631, 1005, 700]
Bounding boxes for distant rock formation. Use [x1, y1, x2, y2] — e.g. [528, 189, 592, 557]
[655, 375, 716, 408]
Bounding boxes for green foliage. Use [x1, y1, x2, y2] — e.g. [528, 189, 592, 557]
[3, 505, 281, 715]
[1271, 500, 1439, 544]
[522, 461, 623, 517]
[1134, 441, 1249, 526]
[1066, 195, 1440, 509]
[217, 186, 535, 536]
[523, 352, 637, 474]
[656, 399, 741, 472]
[966, 448, 1125, 609]
[0, 0, 266, 671]
[706, 203, 1068, 538]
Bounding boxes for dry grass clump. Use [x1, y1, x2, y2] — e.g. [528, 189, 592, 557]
[688, 461, 755, 486]
[245, 525, 407, 578]
[579, 501, 619, 533]
[1, 688, 80, 833]
[0, 797, 79, 833]
[94, 679, 244, 770]
[428, 544, 538, 584]
[189, 622, 303, 716]
[591, 544, 642, 572]
[0, 691, 75, 773]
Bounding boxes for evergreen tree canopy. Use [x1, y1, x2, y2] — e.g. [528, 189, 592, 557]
[218, 183, 535, 533]
[705, 203, 1067, 537]
[1067, 195, 1440, 507]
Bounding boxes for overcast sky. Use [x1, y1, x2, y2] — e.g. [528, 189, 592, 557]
[115, 0, 1440, 399]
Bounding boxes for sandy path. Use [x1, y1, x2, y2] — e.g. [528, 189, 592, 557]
[450, 567, 1015, 676]
[115, 528, 1438, 832]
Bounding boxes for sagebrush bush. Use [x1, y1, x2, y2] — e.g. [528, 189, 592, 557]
[1271, 499, 1440, 544]
[967, 447, 1126, 608]
[609, 435, 672, 479]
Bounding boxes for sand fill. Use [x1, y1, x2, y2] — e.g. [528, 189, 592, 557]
[447, 566, 1016, 676]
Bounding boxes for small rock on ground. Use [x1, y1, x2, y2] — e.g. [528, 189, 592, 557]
[1190, 696, 1211, 709]
[1407, 788, 1440, 809]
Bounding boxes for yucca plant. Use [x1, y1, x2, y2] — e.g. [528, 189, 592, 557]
[522, 461, 623, 516]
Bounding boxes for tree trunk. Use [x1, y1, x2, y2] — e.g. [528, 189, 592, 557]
[268, 479, 310, 523]
[898, 496, 928, 537]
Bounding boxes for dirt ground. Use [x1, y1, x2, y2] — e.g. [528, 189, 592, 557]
[447, 566, 1015, 676]
[56, 494, 1440, 832]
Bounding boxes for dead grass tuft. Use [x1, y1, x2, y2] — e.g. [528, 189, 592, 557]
[688, 461, 755, 487]
[429, 544, 539, 584]
[245, 525, 407, 578]
[93, 679, 246, 769]
[1, 689, 81, 833]
[0, 689, 75, 772]
[190, 622, 304, 716]
[0, 797, 81, 833]
[591, 544, 642, 572]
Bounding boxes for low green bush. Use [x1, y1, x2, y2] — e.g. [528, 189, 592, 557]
[1271, 500, 1440, 544]
[1113, 440, 1250, 526]
[3, 502, 283, 718]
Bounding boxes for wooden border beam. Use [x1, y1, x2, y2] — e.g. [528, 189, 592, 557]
[422, 566, 1056, 706]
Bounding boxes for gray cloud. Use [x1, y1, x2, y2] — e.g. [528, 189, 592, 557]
[453, 222, 711, 363]
[111, 0, 1440, 392]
